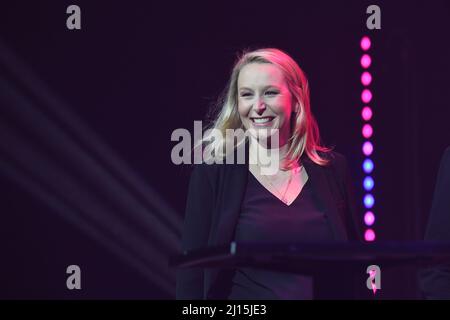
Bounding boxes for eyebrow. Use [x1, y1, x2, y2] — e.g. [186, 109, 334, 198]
[238, 85, 281, 91]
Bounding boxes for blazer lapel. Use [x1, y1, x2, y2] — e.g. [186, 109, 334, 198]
[302, 157, 348, 240]
[209, 142, 249, 246]
[205, 143, 249, 299]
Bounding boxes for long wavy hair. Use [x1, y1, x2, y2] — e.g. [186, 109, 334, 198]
[198, 48, 330, 168]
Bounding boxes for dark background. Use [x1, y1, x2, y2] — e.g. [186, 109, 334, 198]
[0, 0, 449, 299]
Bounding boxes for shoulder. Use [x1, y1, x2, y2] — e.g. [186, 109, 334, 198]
[317, 150, 349, 172]
[188, 161, 237, 185]
[190, 161, 232, 175]
[312, 150, 351, 190]
[189, 162, 219, 182]
[323, 150, 347, 162]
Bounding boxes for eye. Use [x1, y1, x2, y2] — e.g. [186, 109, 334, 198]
[265, 90, 279, 96]
[240, 92, 253, 97]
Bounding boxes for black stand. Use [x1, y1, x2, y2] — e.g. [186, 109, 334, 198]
[171, 241, 450, 299]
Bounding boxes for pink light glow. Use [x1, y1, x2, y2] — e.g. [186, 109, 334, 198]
[369, 269, 378, 294]
[364, 211, 375, 226]
[360, 36, 371, 51]
[361, 54, 372, 69]
[362, 124, 373, 138]
[361, 89, 373, 103]
[363, 141, 373, 156]
[364, 229, 376, 242]
[362, 106, 373, 121]
[361, 71, 372, 86]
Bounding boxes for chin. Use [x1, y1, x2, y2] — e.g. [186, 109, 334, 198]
[256, 131, 280, 145]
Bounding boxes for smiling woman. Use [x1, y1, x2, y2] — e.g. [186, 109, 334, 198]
[237, 63, 294, 147]
[198, 48, 330, 170]
[176, 48, 362, 300]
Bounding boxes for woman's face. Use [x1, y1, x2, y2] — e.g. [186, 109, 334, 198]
[237, 62, 296, 147]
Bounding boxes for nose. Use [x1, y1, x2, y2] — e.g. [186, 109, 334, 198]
[253, 96, 266, 114]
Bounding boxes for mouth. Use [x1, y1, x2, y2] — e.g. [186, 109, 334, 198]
[250, 116, 275, 125]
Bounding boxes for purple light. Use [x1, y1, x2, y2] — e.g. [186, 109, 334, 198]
[360, 36, 371, 51]
[362, 106, 373, 121]
[363, 159, 374, 174]
[361, 54, 372, 69]
[364, 229, 376, 242]
[364, 211, 375, 226]
[361, 37, 375, 244]
[364, 194, 375, 208]
[361, 71, 372, 86]
[363, 176, 375, 191]
[361, 89, 373, 103]
[362, 141, 373, 156]
[362, 124, 373, 138]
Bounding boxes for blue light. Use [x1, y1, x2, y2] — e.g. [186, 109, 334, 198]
[364, 194, 375, 209]
[363, 176, 374, 191]
[363, 159, 374, 174]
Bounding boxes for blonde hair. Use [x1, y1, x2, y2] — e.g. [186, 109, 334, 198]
[198, 47, 331, 168]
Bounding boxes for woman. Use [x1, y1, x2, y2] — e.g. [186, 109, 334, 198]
[176, 48, 361, 299]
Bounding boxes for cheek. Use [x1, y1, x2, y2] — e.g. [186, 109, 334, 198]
[271, 96, 293, 118]
[237, 99, 252, 117]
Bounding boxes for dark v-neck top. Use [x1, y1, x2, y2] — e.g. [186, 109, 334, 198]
[227, 171, 334, 300]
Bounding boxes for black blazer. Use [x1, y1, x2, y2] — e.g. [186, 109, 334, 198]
[176, 144, 362, 299]
[419, 147, 450, 299]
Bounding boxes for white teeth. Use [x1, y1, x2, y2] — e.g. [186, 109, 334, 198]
[253, 117, 273, 124]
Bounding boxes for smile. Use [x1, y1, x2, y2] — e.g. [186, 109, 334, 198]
[250, 116, 275, 124]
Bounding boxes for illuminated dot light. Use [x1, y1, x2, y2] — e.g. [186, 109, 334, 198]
[361, 89, 373, 103]
[361, 71, 372, 86]
[360, 36, 371, 51]
[362, 106, 373, 121]
[363, 176, 375, 191]
[364, 211, 375, 226]
[360, 36, 376, 242]
[363, 159, 374, 174]
[362, 124, 373, 138]
[362, 141, 373, 156]
[364, 194, 375, 208]
[364, 229, 376, 242]
[361, 54, 372, 69]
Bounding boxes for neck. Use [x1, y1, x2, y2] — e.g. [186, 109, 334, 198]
[249, 137, 294, 169]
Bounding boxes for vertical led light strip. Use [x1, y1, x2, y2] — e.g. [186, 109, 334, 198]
[360, 36, 375, 242]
